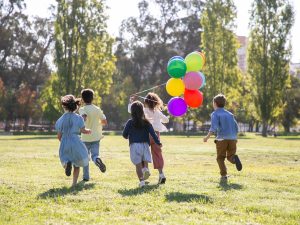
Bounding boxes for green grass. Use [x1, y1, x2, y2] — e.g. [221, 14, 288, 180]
[0, 134, 299, 225]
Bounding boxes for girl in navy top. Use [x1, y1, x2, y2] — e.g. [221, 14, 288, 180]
[123, 101, 162, 187]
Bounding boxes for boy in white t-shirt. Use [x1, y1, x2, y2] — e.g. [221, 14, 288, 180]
[79, 89, 107, 181]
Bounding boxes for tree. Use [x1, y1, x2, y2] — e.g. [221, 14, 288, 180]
[248, 0, 294, 136]
[199, 0, 241, 122]
[0, 0, 53, 131]
[39, 74, 61, 129]
[281, 76, 300, 132]
[118, 0, 202, 91]
[102, 0, 203, 129]
[53, 0, 115, 100]
[236, 72, 259, 132]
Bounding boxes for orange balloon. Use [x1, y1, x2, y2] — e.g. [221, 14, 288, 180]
[184, 89, 203, 108]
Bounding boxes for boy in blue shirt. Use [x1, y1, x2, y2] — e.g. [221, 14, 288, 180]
[203, 94, 242, 182]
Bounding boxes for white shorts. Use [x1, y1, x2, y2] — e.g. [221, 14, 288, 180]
[130, 143, 152, 165]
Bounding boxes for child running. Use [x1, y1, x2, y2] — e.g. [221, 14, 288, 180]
[123, 101, 162, 187]
[128, 93, 169, 184]
[143, 93, 169, 184]
[203, 94, 242, 182]
[55, 95, 91, 186]
[79, 89, 107, 182]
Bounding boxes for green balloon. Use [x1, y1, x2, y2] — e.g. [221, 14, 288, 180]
[167, 59, 187, 78]
[185, 52, 204, 72]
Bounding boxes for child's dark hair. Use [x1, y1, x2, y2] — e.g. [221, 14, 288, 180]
[81, 89, 94, 104]
[213, 94, 226, 108]
[144, 92, 163, 110]
[61, 95, 80, 112]
[131, 101, 150, 128]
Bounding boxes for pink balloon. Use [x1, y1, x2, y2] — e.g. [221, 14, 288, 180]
[183, 72, 203, 90]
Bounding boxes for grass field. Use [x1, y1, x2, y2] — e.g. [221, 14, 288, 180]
[0, 134, 299, 225]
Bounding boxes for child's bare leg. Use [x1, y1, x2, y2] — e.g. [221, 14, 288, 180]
[72, 166, 80, 186]
[141, 161, 150, 180]
[141, 161, 149, 169]
[143, 161, 148, 169]
[135, 163, 144, 181]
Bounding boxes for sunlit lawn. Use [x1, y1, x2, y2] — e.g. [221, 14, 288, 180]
[0, 134, 299, 224]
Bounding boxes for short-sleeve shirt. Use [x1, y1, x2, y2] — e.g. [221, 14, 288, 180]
[55, 112, 85, 135]
[79, 104, 106, 142]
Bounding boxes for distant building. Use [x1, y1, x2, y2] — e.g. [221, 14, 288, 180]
[290, 62, 300, 79]
[237, 36, 248, 73]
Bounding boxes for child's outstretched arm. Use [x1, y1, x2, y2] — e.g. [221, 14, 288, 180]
[81, 127, 91, 134]
[127, 96, 137, 114]
[122, 120, 130, 139]
[101, 114, 107, 126]
[57, 132, 62, 141]
[234, 117, 239, 133]
[203, 132, 213, 142]
[159, 111, 169, 123]
[204, 113, 218, 142]
[101, 120, 107, 126]
[148, 124, 162, 147]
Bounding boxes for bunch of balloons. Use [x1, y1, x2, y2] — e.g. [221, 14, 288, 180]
[166, 52, 206, 117]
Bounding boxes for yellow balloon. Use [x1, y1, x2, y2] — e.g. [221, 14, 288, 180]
[166, 78, 185, 96]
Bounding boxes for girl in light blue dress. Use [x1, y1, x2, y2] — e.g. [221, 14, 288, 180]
[55, 95, 91, 186]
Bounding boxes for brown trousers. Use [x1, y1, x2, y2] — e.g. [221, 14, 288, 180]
[149, 132, 164, 169]
[215, 140, 237, 176]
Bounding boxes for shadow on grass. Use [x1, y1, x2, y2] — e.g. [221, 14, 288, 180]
[118, 184, 159, 196]
[38, 181, 95, 199]
[165, 192, 213, 203]
[16, 136, 56, 140]
[283, 137, 300, 140]
[0, 136, 56, 141]
[218, 181, 243, 191]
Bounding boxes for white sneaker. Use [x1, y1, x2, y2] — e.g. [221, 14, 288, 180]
[139, 180, 145, 188]
[142, 168, 151, 180]
[220, 176, 228, 183]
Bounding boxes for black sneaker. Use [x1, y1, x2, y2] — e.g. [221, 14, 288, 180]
[158, 177, 166, 184]
[234, 155, 242, 171]
[82, 178, 89, 182]
[65, 161, 72, 176]
[95, 158, 106, 173]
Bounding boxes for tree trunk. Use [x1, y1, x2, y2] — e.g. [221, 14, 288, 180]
[255, 121, 260, 133]
[48, 122, 53, 132]
[248, 120, 253, 132]
[4, 120, 11, 132]
[23, 118, 29, 132]
[262, 119, 268, 137]
[283, 124, 290, 133]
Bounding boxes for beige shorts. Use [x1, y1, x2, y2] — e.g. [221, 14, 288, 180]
[130, 143, 152, 165]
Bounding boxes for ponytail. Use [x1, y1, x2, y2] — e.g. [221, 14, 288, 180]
[61, 95, 80, 112]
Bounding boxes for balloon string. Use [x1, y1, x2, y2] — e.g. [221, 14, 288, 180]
[130, 82, 167, 96]
[133, 94, 167, 106]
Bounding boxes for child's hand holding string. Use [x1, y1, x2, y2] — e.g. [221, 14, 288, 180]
[129, 96, 137, 103]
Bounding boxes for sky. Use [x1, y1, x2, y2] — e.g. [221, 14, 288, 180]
[24, 0, 300, 62]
